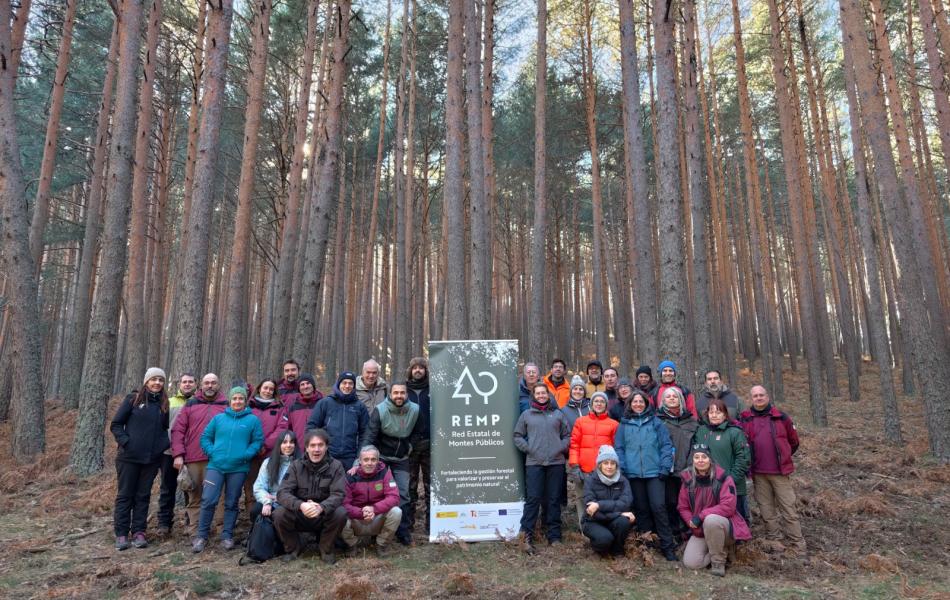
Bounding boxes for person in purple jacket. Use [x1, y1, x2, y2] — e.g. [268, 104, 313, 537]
[243, 378, 288, 518]
[284, 373, 324, 441]
[678, 444, 751, 576]
[341, 445, 402, 557]
[171, 373, 228, 532]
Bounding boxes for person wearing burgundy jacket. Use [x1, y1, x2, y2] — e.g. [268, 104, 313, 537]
[738, 385, 805, 552]
[678, 444, 751, 576]
[171, 373, 228, 532]
[341, 446, 402, 557]
[284, 373, 324, 441]
[243, 378, 289, 518]
[276, 359, 301, 399]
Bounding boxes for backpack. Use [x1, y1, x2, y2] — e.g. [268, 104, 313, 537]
[239, 515, 284, 564]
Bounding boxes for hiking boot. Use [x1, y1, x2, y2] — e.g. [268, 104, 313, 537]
[155, 525, 172, 538]
[115, 536, 131, 551]
[663, 549, 678, 562]
[524, 543, 537, 556]
[220, 538, 235, 551]
[375, 544, 394, 558]
[280, 551, 299, 563]
[549, 539, 563, 546]
[191, 537, 207, 553]
[710, 562, 726, 577]
[320, 550, 337, 565]
[131, 532, 148, 548]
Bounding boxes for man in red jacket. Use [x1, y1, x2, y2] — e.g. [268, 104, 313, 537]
[341, 445, 402, 557]
[739, 385, 805, 553]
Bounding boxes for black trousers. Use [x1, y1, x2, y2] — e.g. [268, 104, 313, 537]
[664, 476, 688, 538]
[114, 459, 161, 537]
[521, 464, 565, 543]
[157, 454, 178, 529]
[583, 515, 634, 555]
[405, 441, 431, 531]
[629, 476, 675, 552]
[273, 505, 347, 555]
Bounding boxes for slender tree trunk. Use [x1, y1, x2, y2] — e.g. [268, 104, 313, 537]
[528, 0, 546, 359]
[123, 0, 162, 388]
[69, 0, 144, 475]
[393, 0, 411, 371]
[840, 0, 950, 458]
[918, 0, 950, 181]
[292, 0, 352, 367]
[221, 0, 272, 385]
[60, 22, 119, 409]
[169, 0, 234, 380]
[653, 0, 688, 368]
[8, 0, 29, 77]
[443, 0, 466, 340]
[148, 93, 176, 368]
[465, 0, 488, 338]
[28, 0, 77, 271]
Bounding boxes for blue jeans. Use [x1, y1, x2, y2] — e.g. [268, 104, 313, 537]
[197, 470, 246, 541]
[521, 464, 565, 543]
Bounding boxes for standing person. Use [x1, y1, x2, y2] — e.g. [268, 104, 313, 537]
[518, 362, 546, 414]
[277, 359, 301, 398]
[614, 391, 678, 561]
[111, 368, 170, 550]
[602, 367, 619, 405]
[157, 372, 196, 536]
[693, 398, 752, 521]
[635, 365, 658, 398]
[658, 386, 700, 542]
[678, 444, 751, 575]
[307, 371, 369, 468]
[356, 359, 388, 411]
[695, 370, 744, 421]
[582, 445, 635, 558]
[568, 392, 619, 527]
[543, 358, 572, 409]
[244, 379, 289, 518]
[405, 357, 431, 534]
[274, 429, 348, 564]
[513, 384, 571, 553]
[361, 382, 418, 545]
[251, 431, 299, 522]
[652, 360, 697, 417]
[171, 373, 228, 532]
[585, 360, 605, 397]
[739, 386, 806, 553]
[561, 375, 591, 432]
[608, 377, 636, 421]
[284, 373, 324, 441]
[341, 446, 402, 557]
[192, 387, 264, 552]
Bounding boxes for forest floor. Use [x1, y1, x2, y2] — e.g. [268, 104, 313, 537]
[0, 360, 948, 600]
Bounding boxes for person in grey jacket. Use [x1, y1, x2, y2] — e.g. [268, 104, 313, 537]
[513, 383, 571, 552]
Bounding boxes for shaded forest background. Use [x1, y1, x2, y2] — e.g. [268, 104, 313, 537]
[0, 0, 948, 476]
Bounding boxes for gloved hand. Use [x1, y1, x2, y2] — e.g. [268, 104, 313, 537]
[690, 515, 702, 529]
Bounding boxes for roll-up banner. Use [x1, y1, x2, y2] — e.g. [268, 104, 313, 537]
[428, 340, 524, 542]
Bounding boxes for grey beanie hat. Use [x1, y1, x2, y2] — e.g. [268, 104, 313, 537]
[571, 375, 586, 390]
[143, 367, 167, 385]
[596, 445, 619, 466]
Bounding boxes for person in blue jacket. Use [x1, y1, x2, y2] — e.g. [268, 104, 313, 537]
[192, 386, 264, 553]
[307, 371, 369, 468]
[614, 390, 677, 561]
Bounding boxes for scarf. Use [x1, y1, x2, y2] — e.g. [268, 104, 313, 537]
[597, 467, 621, 485]
[378, 397, 420, 438]
[530, 399, 550, 412]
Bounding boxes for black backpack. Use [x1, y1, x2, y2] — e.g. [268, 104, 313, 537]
[240, 515, 284, 564]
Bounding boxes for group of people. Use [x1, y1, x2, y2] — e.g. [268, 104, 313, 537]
[514, 358, 805, 576]
[110, 358, 431, 563]
[110, 354, 805, 575]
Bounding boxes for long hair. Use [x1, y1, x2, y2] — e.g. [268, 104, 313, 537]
[255, 378, 279, 400]
[267, 430, 299, 488]
[135, 384, 169, 414]
[661, 387, 686, 414]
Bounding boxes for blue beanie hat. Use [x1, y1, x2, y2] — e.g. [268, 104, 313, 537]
[658, 360, 677, 374]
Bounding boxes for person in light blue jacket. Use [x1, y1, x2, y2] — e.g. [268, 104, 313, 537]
[193, 387, 263, 553]
[614, 391, 677, 561]
[251, 430, 300, 522]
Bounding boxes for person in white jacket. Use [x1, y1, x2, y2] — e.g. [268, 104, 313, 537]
[251, 431, 300, 522]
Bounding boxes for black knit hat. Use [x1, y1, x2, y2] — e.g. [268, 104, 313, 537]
[636, 365, 653, 378]
[586, 360, 603, 371]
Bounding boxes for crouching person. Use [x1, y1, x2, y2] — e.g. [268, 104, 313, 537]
[341, 446, 402, 557]
[274, 429, 348, 564]
[678, 444, 750, 576]
[582, 446, 635, 558]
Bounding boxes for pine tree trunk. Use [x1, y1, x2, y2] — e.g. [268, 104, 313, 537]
[122, 0, 162, 388]
[652, 0, 688, 368]
[528, 0, 546, 359]
[8, 0, 29, 77]
[169, 0, 234, 380]
[28, 0, 77, 271]
[148, 95, 176, 368]
[918, 0, 950, 180]
[69, 0, 144, 475]
[465, 0, 488, 338]
[292, 0, 352, 367]
[840, 0, 950, 458]
[394, 0, 411, 372]
[60, 22, 118, 409]
[443, 0, 466, 340]
[220, 0, 272, 385]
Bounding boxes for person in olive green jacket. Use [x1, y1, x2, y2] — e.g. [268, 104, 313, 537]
[692, 397, 752, 521]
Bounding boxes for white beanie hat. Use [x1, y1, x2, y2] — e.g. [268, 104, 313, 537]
[143, 367, 167, 385]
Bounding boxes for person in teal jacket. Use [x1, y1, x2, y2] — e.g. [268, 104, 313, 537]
[614, 391, 677, 561]
[192, 386, 263, 553]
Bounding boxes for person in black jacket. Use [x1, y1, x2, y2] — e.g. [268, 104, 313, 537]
[110, 367, 170, 550]
[405, 357, 430, 535]
[582, 445, 635, 557]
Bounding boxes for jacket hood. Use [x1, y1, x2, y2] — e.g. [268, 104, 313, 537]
[249, 396, 280, 410]
[659, 405, 693, 422]
[700, 383, 731, 398]
[623, 403, 656, 422]
[225, 406, 254, 418]
[356, 460, 388, 479]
